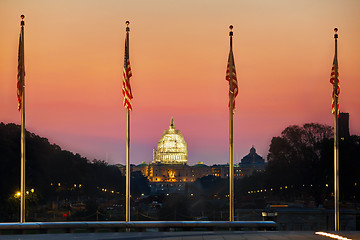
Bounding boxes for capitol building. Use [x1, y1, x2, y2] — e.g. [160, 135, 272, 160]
[118, 118, 267, 194]
[152, 118, 188, 165]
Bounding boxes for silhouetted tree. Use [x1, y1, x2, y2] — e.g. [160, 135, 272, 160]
[191, 175, 228, 198]
[158, 194, 191, 220]
[131, 171, 151, 197]
[0, 123, 125, 221]
[264, 123, 333, 204]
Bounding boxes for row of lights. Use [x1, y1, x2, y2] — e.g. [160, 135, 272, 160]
[51, 183, 123, 194]
[248, 182, 359, 194]
[14, 189, 35, 198]
[50, 183, 82, 188]
[100, 188, 119, 194]
[247, 183, 332, 194]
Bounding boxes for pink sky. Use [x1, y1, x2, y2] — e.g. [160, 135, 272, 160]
[1, 0, 360, 165]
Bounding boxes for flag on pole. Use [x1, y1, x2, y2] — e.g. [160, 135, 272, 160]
[17, 27, 25, 111]
[122, 26, 133, 110]
[226, 35, 238, 112]
[330, 53, 340, 116]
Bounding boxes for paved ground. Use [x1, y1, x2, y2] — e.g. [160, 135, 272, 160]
[0, 231, 359, 240]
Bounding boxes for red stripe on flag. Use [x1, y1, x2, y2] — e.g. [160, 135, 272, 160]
[17, 30, 24, 111]
[122, 35, 133, 110]
[330, 63, 340, 116]
[226, 51, 238, 112]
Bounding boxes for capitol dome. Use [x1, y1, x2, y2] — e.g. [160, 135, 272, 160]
[153, 118, 187, 165]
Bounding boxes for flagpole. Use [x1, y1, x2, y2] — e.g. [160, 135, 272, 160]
[126, 108, 130, 222]
[19, 15, 26, 223]
[333, 28, 340, 231]
[124, 21, 131, 223]
[228, 25, 234, 222]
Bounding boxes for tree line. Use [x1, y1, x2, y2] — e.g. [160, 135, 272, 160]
[1, 122, 359, 221]
[234, 123, 360, 207]
[0, 122, 149, 221]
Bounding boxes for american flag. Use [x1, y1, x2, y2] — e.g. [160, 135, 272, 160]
[122, 30, 133, 110]
[17, 28, 25, 111]
[330, 57, 340, 116]
[226, 42, 238, 112]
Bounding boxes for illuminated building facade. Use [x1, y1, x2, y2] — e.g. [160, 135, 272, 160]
[153, 118, 187, 165]
[116, 119, 266, 194]
[126, 149, 266, 194]
[132, 162, 211, 193]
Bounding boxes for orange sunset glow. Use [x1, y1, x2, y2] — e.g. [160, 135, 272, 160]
[1, 0, 359, 165]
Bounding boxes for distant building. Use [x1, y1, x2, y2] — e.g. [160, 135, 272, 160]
[339, 112, 350, 139]
[238, 146, 266, 176]
[117, 118, 267, 194]
[133, 163, 211, 194]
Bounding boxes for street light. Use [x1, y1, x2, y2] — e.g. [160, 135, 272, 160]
[15, 191, 21, 198]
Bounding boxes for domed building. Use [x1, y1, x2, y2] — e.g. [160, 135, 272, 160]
[240, 146, 265, 164]
[153, 118, 188, 165]
[120, 122, 266, 194]
[238, 146, 266, 175]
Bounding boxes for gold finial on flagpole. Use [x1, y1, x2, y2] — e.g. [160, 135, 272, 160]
[126, 21, 130, 32]
[334, 28, 338, 39]
[21, 15, 25, 26]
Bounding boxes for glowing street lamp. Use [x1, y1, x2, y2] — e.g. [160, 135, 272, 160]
[15, 191, 21, 198]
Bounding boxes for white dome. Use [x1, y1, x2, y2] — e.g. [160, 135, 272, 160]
[153, 118, 187, 165]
